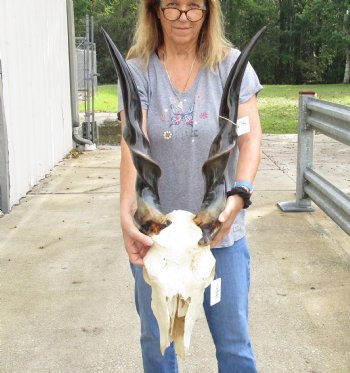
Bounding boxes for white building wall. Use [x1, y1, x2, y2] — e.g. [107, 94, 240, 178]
[0, 0, 73, 208]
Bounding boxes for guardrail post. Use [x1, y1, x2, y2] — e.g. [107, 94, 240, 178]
[278, 91, 316, 212]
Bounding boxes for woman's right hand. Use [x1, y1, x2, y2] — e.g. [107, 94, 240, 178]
[121, 214, 154, 266]
[119, 109, 154, 266]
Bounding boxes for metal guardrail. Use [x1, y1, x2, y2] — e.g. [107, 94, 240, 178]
[278, 93, 350, 236]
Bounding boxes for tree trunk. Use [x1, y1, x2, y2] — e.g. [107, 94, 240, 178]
[344, 10, 349, 83]
[344, 52, 350, 83]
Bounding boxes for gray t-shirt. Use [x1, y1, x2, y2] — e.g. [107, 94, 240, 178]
[118, 48, 262, 247]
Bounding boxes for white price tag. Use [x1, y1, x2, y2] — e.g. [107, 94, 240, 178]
[236, 116, 250, 136]
[210, 278, 221, 306]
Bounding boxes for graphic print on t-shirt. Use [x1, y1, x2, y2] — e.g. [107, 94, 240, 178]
[170, 103, 194, 127]
[160, 93, 210, 140]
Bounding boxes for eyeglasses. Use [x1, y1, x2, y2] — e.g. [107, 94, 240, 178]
[160, 7, 206, 22]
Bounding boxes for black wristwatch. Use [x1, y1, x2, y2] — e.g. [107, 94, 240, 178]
[226, 187, 252, 209]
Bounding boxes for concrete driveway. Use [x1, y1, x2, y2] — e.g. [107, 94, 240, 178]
[0, 134, 349, 372]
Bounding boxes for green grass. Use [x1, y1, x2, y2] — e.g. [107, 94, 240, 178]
[259, 84, 350, 133]
[82, 83, 350, 133]
[80, 84, 118, 113]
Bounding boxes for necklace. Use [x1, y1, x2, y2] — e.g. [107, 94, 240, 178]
[162, 51, 196, 110]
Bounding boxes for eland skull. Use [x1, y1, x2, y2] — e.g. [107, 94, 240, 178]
[102, 27, 266, 359]
[143, 210, 215, 358]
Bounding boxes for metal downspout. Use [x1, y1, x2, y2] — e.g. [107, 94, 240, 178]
[66, 0, 92, 146]
[0, 59, 10, 213]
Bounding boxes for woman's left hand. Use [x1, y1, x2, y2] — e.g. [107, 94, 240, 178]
[210, 195, 244, 248]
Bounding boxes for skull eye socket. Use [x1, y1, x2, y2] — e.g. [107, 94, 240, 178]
[137, 218, 171, 236]
[194, 217, 222, 246]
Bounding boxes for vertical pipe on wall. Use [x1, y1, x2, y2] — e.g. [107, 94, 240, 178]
[0, 59, 10, 213]
[66, 0, 92, 145]
[91, 15, 97, 143]
[85, 14, 91, 138]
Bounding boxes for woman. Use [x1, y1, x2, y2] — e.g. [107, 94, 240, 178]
[118, 0, 262, 371]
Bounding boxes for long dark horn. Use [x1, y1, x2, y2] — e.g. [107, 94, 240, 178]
[102, 28, 170, 235]
[194, 27, 266, 245]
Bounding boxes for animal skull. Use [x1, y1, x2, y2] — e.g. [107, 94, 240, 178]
[143, 210, 215, 359]
[102, 26, 265, 358]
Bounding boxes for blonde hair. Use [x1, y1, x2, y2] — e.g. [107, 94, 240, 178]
[127, 0, 232, 69]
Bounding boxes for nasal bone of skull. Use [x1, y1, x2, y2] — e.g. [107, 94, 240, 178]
[143, 210, 216, 358]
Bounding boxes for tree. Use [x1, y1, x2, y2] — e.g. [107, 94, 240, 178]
[222, 0, 280, 83]
[344, 9, 350, 83]
[72, 0, 350, 84]
[74, 0, 94, 36]
[73, 0, 139, 83]
[295, 0, 350, 83]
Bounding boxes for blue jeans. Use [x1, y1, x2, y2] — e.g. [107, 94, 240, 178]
[130, 236, 257, 373]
